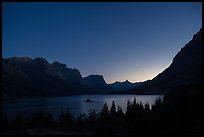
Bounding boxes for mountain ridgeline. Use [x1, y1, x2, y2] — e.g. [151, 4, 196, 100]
[2, 28, 202, 97]
[2, 57, 113, 98]
[121, 28, 202, 94]
[109, 80, 150, 91]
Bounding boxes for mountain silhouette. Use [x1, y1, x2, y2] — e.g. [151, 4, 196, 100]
[83, 75, 113, 93]
[2, 57, 112, 98]
[2, 29, 202, 97]
[121, 28, 202, 94]
[51, 61, 82, 83]
[109, 80, 150, 91]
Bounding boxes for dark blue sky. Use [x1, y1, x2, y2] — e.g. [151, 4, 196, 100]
[2, 2, 202, 83]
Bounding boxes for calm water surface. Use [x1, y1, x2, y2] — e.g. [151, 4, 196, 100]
[3, 95, 163, 119]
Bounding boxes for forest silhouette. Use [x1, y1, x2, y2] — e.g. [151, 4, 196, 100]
[2, 83, 202, 135]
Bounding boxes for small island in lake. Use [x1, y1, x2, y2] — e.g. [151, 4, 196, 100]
[84, 98, 95, 102]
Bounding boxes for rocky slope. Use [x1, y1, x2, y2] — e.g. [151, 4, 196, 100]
[83, 75, 113, 93]
[122, 28, 202, 94]
[2, 57, 112, 97]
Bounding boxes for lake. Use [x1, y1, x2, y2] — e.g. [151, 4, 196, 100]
[2, 95, 163, 119]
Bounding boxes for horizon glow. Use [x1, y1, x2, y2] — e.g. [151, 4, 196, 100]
[2, 2, 202, 84]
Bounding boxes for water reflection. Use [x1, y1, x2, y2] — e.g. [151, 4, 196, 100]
[3, 95, 163, 119]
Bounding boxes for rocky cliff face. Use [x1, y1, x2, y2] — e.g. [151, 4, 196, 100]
[2, 57, 112, 97]
[83, 75, 113, 93]
[51, 61, 83, 83]
[124, 28, 202, 94]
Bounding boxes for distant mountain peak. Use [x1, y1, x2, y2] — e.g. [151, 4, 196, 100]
[83, 74, 112, 93]
[8, 56, 32, 62]
[114, 80, 131, 83]
[52, 61, 67, 68]
[33, 57, 49, 64]
[84, 74, 105, 81]
[124, 80, 130, 83]
[88, 74, 103, 77]
[109, 80, 145, 91]
[52, 61, 60, 64]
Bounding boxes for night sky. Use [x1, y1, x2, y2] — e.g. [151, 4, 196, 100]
[2, 2, 202, 83]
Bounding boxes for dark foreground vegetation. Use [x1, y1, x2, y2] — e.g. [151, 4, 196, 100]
[2, 84, 203, 135]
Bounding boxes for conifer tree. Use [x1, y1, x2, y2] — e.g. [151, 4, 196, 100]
[110, 101, 116, 115]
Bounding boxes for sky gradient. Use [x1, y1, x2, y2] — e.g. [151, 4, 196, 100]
[2, 2, 202, 83]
